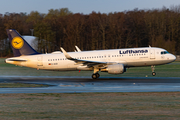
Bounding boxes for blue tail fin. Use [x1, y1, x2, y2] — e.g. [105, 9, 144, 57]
[7, 29, 40, 57]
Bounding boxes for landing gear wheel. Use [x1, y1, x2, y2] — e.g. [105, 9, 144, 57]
[152, 72, 156, 76]
[151, 66, 156, 76]
[92, 73, 100, 79]
[92, 74, 98, 79]
[96, 73, 100, 78]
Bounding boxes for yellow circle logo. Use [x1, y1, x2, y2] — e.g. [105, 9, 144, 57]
[12, 37, 24, 49]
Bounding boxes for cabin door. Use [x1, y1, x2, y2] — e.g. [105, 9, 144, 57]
[150, 49, 155, 59]
[37, 56, 43, 66]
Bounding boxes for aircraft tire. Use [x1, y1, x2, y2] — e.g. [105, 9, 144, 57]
[96, 73, 100, 78]
[92, 74, 98, 79]
[152, 72, 156, 76]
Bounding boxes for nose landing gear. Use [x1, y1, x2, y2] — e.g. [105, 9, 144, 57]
[151, 65, 156, 76]
[152, 72, 156, 76]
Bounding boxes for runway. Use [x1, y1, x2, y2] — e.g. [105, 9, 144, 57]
[0, 76, 180, 93]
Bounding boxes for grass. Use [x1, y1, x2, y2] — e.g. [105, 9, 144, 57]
[0, 83, 49, 88]
[0, 92, 179, 119]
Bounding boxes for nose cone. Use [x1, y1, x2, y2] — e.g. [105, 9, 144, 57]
[170, 54, 176, 62]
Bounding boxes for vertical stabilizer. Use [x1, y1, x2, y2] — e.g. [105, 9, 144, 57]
[7, 29, 39, 57]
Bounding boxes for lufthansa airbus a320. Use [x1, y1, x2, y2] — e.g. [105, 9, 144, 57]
[5, 29, 176, 79]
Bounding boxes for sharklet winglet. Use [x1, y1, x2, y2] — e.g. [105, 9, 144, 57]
[60, 47, 72, 59]
[75, 46, 81, 52]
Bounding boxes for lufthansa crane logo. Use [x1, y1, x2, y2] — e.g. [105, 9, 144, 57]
[12, 37, 24, 49]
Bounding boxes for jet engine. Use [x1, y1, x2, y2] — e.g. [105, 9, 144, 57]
[101, 64, 126, 74]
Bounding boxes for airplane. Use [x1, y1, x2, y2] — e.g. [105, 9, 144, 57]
[5, 29, 176, 79]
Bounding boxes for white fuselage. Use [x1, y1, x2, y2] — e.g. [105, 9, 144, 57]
[5, 47, 176, 71]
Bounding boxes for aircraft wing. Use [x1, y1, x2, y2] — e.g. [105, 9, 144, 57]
[71, 58, 106, 67]
[60, 47, 107, 68]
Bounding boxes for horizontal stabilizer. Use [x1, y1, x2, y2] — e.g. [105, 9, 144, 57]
[5, 58, 27, 62]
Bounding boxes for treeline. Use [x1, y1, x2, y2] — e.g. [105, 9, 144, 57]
[1, 6, 180, 57]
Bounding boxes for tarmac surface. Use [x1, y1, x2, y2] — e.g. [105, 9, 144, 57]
[0, 76, 180, 93]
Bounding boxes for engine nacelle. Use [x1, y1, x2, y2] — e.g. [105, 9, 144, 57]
[107, 64, 125, 74]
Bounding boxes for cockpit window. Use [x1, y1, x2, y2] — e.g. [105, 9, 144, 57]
[161, 51, 169, 55]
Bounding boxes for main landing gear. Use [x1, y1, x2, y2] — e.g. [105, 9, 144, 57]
[92, 73, 100, 79]
[92, 68, 100, 79]
[151, 65, 156, 76]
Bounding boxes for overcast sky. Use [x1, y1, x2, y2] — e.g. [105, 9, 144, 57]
[0, 0, 180, 14]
